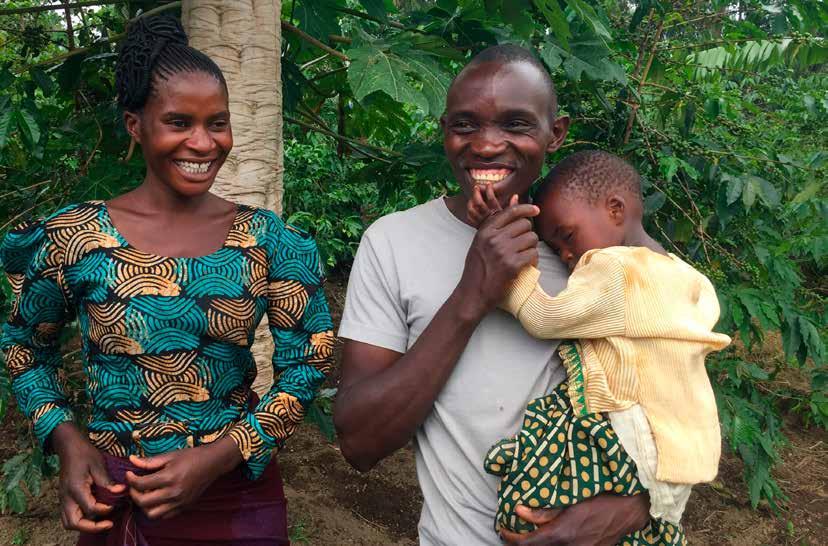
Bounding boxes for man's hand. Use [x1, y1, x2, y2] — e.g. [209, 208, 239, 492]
[51, 423, 126, 533]
[500, 494, 650, 546]
[125, 436, 242, 520]
[457, 192, 540, 319]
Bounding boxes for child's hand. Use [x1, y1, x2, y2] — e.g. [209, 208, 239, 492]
[467, 184, 519, 228]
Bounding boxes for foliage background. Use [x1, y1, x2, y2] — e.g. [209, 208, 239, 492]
[0, 0, 824, 523]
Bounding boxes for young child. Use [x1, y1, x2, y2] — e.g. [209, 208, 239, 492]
[468, 150, 731, 545]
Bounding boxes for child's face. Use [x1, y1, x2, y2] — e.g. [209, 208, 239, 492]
[536, 191, 624, 270]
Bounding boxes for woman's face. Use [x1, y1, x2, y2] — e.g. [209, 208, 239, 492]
[125, 71, 232, 198]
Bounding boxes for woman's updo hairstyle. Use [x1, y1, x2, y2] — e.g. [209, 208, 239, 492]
[115, 15, 227, 112]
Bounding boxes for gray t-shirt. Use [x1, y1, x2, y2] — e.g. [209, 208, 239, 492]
[339, 198, 569, 545]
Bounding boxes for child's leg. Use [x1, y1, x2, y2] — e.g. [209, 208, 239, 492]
[484, 342, 687, 544]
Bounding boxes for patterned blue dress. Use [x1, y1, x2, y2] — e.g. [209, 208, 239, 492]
[1, 201, 335, 479]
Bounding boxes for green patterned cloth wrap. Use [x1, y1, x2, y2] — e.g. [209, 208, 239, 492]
[483, 342, 686, 545]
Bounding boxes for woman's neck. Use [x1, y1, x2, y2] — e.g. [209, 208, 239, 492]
[127, 175, 213, 214]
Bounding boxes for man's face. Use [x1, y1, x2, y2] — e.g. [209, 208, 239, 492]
[441, 61, 568, 208]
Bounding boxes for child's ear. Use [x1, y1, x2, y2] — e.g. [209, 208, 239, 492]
[606, 194, 626, 225]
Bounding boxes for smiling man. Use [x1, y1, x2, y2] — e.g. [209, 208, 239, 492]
[334, 45, 650, 545]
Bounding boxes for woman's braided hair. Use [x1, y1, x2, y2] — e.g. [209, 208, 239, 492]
[115, 15, 227, 111]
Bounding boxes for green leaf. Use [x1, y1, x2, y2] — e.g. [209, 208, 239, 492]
[294, 0, 341, 40]
[629, 0, 651, 31]
[359, 0, 387, 21]
[724, 174, 743, 205]
[565, 0, 612, 42]
[29, 67, 54, 97]
[347, 44, 450, 116]
[0, 69, 14, 90]
[0, 108, 15, 149]
[742, 176, 757, 209]
[6, 487, 25, 514]
[803, 94, 817, 114]
[305, 399, 336, 442]
[16, 108, 40, 147]
[799, 318, 825, 365]
[409, 58, 451, 115]
[659, 155, 679, 183]
[501, 0, 535, 38]
[704, 97, 720, 117]
[539, 41, 566, 70]
[791, 180, 822, 206]
[751, 176, 781, 208]
[643, 191, 666, 214]
[533, 0, 571, 48]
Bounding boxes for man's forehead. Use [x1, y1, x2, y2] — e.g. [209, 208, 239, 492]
[445, 61, 554, 115]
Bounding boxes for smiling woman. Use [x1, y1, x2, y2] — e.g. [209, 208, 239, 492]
[0, 15, 334, 546]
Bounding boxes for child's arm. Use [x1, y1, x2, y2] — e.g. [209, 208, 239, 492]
[501, 255, 627, 340]
[466, 188, 627, 340]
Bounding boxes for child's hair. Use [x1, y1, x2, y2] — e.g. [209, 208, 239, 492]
[115, 15, 227, 112]
[537, 150, 641, 206]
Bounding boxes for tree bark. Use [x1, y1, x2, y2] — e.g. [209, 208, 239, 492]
[182, 0, 283, 396]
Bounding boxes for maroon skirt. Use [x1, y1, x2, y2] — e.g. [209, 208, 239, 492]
[77, 452, 289, 546]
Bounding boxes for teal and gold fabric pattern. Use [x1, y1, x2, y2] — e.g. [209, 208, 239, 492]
[1, 201, 335, 480]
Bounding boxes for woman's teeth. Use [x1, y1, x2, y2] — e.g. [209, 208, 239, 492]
[469, 169, 511, 184]
[175, 160, 212, 174]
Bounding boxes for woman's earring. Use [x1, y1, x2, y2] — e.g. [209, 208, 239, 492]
[123, 136, 136, 163]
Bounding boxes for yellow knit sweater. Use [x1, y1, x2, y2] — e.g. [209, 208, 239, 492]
[502, 246, 731, 484]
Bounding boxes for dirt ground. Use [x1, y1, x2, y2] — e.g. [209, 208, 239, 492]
[0, 276, 825, 545]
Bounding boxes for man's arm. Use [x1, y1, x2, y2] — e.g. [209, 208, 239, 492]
[334, 204, 540, 471]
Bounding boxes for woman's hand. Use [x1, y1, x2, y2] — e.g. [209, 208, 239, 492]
[125, 436, 243, 520]
[500, 494, 650, 546]
[51, 423, 126, 533]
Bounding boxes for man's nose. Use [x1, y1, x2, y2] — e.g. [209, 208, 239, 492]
[469, 127, 507, 157]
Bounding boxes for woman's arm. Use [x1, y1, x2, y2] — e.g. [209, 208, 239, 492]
[1, 220, 123, 532]
[226, 224, 335, 479]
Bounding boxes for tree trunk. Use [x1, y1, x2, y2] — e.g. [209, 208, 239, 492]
[182, 0, 283, 396]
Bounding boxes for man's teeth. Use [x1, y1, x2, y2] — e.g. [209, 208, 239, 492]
[469, 169, 511, 184]
[175, 160, 212, 174]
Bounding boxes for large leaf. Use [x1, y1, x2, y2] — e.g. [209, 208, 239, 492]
[540, 39, 627, 84]
[0, 107, 15, 149]
[359, 0, 388, 21]
[29, 67, 54, 97]
[347, 44, 451, 116]
[565, 0, 612, 42]
[294, 0, 342, 40]
[533, 0, 571, 49]
[16, 108, 40, 147]
[689, 37, 828, 80]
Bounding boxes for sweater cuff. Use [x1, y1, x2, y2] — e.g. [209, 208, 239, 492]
[500, 266, 542, 317]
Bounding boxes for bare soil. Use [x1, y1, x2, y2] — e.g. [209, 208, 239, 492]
[0, 276, 825, 545]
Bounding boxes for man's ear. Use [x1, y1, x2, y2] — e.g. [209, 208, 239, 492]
[606, 194, 626, 225]
[123, 111, 142, 143]
[546, 115, 570, 153]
